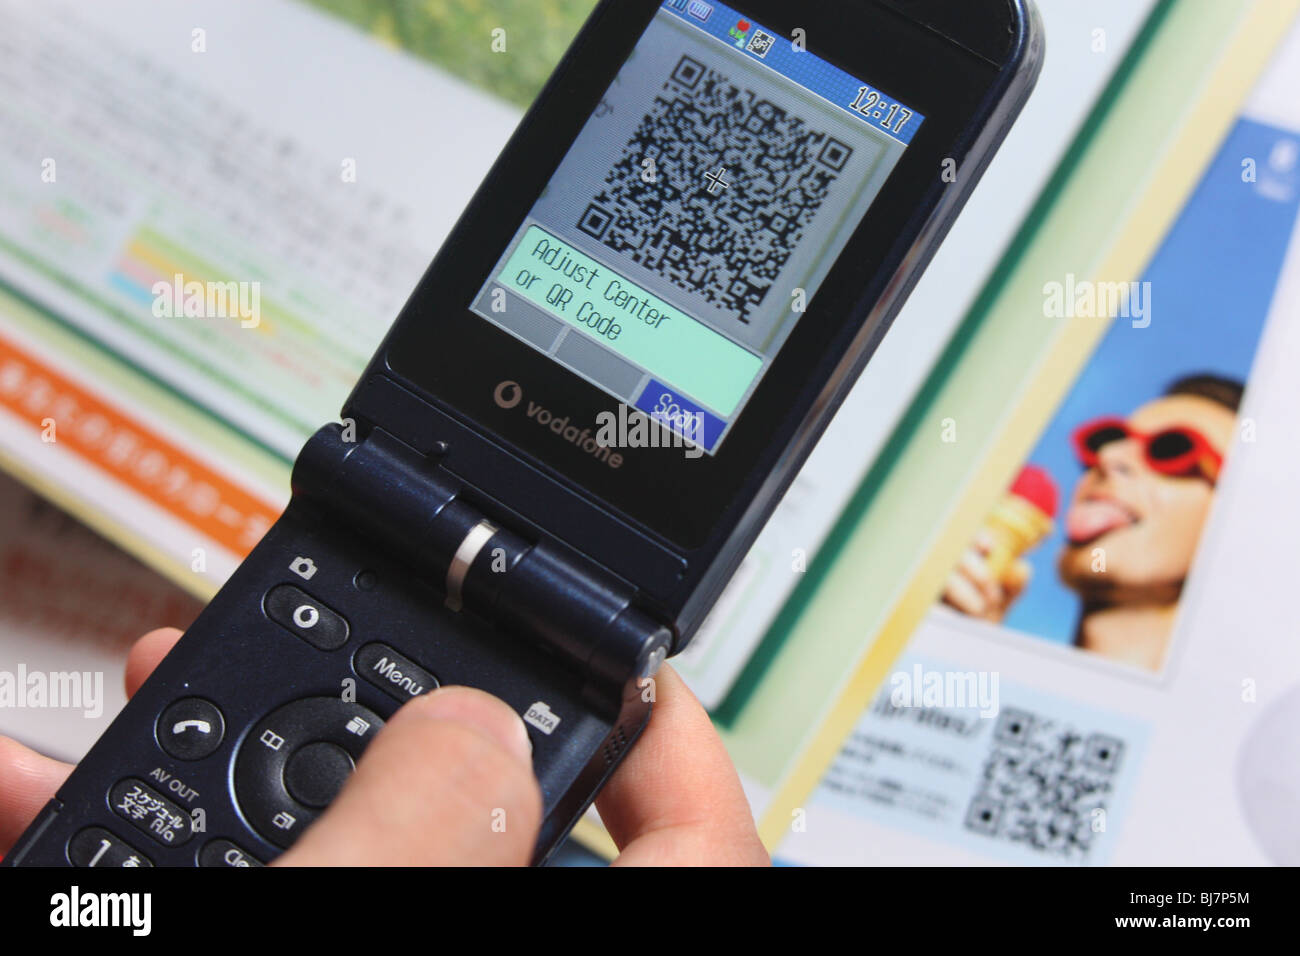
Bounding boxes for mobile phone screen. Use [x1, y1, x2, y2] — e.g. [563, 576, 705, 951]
[470, 0, 925, 455]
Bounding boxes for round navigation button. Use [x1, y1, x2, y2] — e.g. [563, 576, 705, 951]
[284, 741, 355, 808]
[157, 697, 225, 760]
[234, 697, 383, 848]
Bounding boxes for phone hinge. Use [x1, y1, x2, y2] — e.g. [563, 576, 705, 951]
[290, 423, 671, 693]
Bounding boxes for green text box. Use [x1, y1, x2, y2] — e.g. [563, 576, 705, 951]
[498, 226, 760, 414]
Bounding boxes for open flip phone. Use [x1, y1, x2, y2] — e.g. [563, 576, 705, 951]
[8, 0, 1042, 867]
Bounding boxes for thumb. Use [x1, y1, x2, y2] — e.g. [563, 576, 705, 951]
[277, 687, 542, 866]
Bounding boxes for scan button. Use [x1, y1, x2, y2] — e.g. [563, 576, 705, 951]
[633, 382, 726, 451]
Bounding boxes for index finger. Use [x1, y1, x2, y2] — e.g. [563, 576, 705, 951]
[594, 665, 769, 866]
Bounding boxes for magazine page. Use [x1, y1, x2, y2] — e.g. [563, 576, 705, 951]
[0, 0, 524, 588]
[0, 0, 1151, 710]
[778, 20, 1300, 866]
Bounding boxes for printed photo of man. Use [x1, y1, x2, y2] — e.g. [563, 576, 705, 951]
[943, 374, 1241, 671]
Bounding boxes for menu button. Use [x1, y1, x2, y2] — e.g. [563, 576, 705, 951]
[354, 643, 439, 702]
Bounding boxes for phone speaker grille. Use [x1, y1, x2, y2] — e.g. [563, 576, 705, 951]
[602, 725, 630, 766]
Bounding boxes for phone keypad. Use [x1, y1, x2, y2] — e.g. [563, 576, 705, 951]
[70, 576, 456, 863]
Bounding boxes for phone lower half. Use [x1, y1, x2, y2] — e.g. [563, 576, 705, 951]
[4, 501, 650, 867]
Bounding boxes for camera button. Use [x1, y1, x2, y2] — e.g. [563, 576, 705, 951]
[264, 584, 349, 650]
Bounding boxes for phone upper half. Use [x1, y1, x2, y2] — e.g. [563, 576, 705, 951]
[346, 0, 1042, 623]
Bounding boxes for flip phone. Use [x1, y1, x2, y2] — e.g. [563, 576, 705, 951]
[7, 0, 1042, 866]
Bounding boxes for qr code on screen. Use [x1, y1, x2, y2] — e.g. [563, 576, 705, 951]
[577, 55, 853, 324]
[963, 707, 1125, 861]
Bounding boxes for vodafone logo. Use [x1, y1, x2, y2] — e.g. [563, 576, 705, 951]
[491, 379, 623, 469]
[493, 380, 522, 409]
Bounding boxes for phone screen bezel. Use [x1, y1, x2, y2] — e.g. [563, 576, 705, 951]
[377, 0, 1004, 549]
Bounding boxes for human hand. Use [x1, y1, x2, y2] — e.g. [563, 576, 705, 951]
[940, 531, 1031, 623]
[0, 628, 769, 866]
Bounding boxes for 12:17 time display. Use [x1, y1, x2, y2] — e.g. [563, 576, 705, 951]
[848, 85, 914, 134]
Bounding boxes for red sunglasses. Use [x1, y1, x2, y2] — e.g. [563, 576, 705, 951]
[1072, 417, 1223, 483]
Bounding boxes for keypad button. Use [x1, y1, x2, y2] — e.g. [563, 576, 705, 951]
[109, 778, 193, 846]
[234, 697, 383, 848]
[68, 827, 153, 867]
[264, 584, 349, 650]
[198, 839, 263, 868]
[284, 742, 355, 808]
[354, 642, 439, 702]
[157, 697, 225, 760]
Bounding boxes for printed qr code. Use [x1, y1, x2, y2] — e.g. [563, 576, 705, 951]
[577, 55, 852, 324]
[964, 707, 1126, 861]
